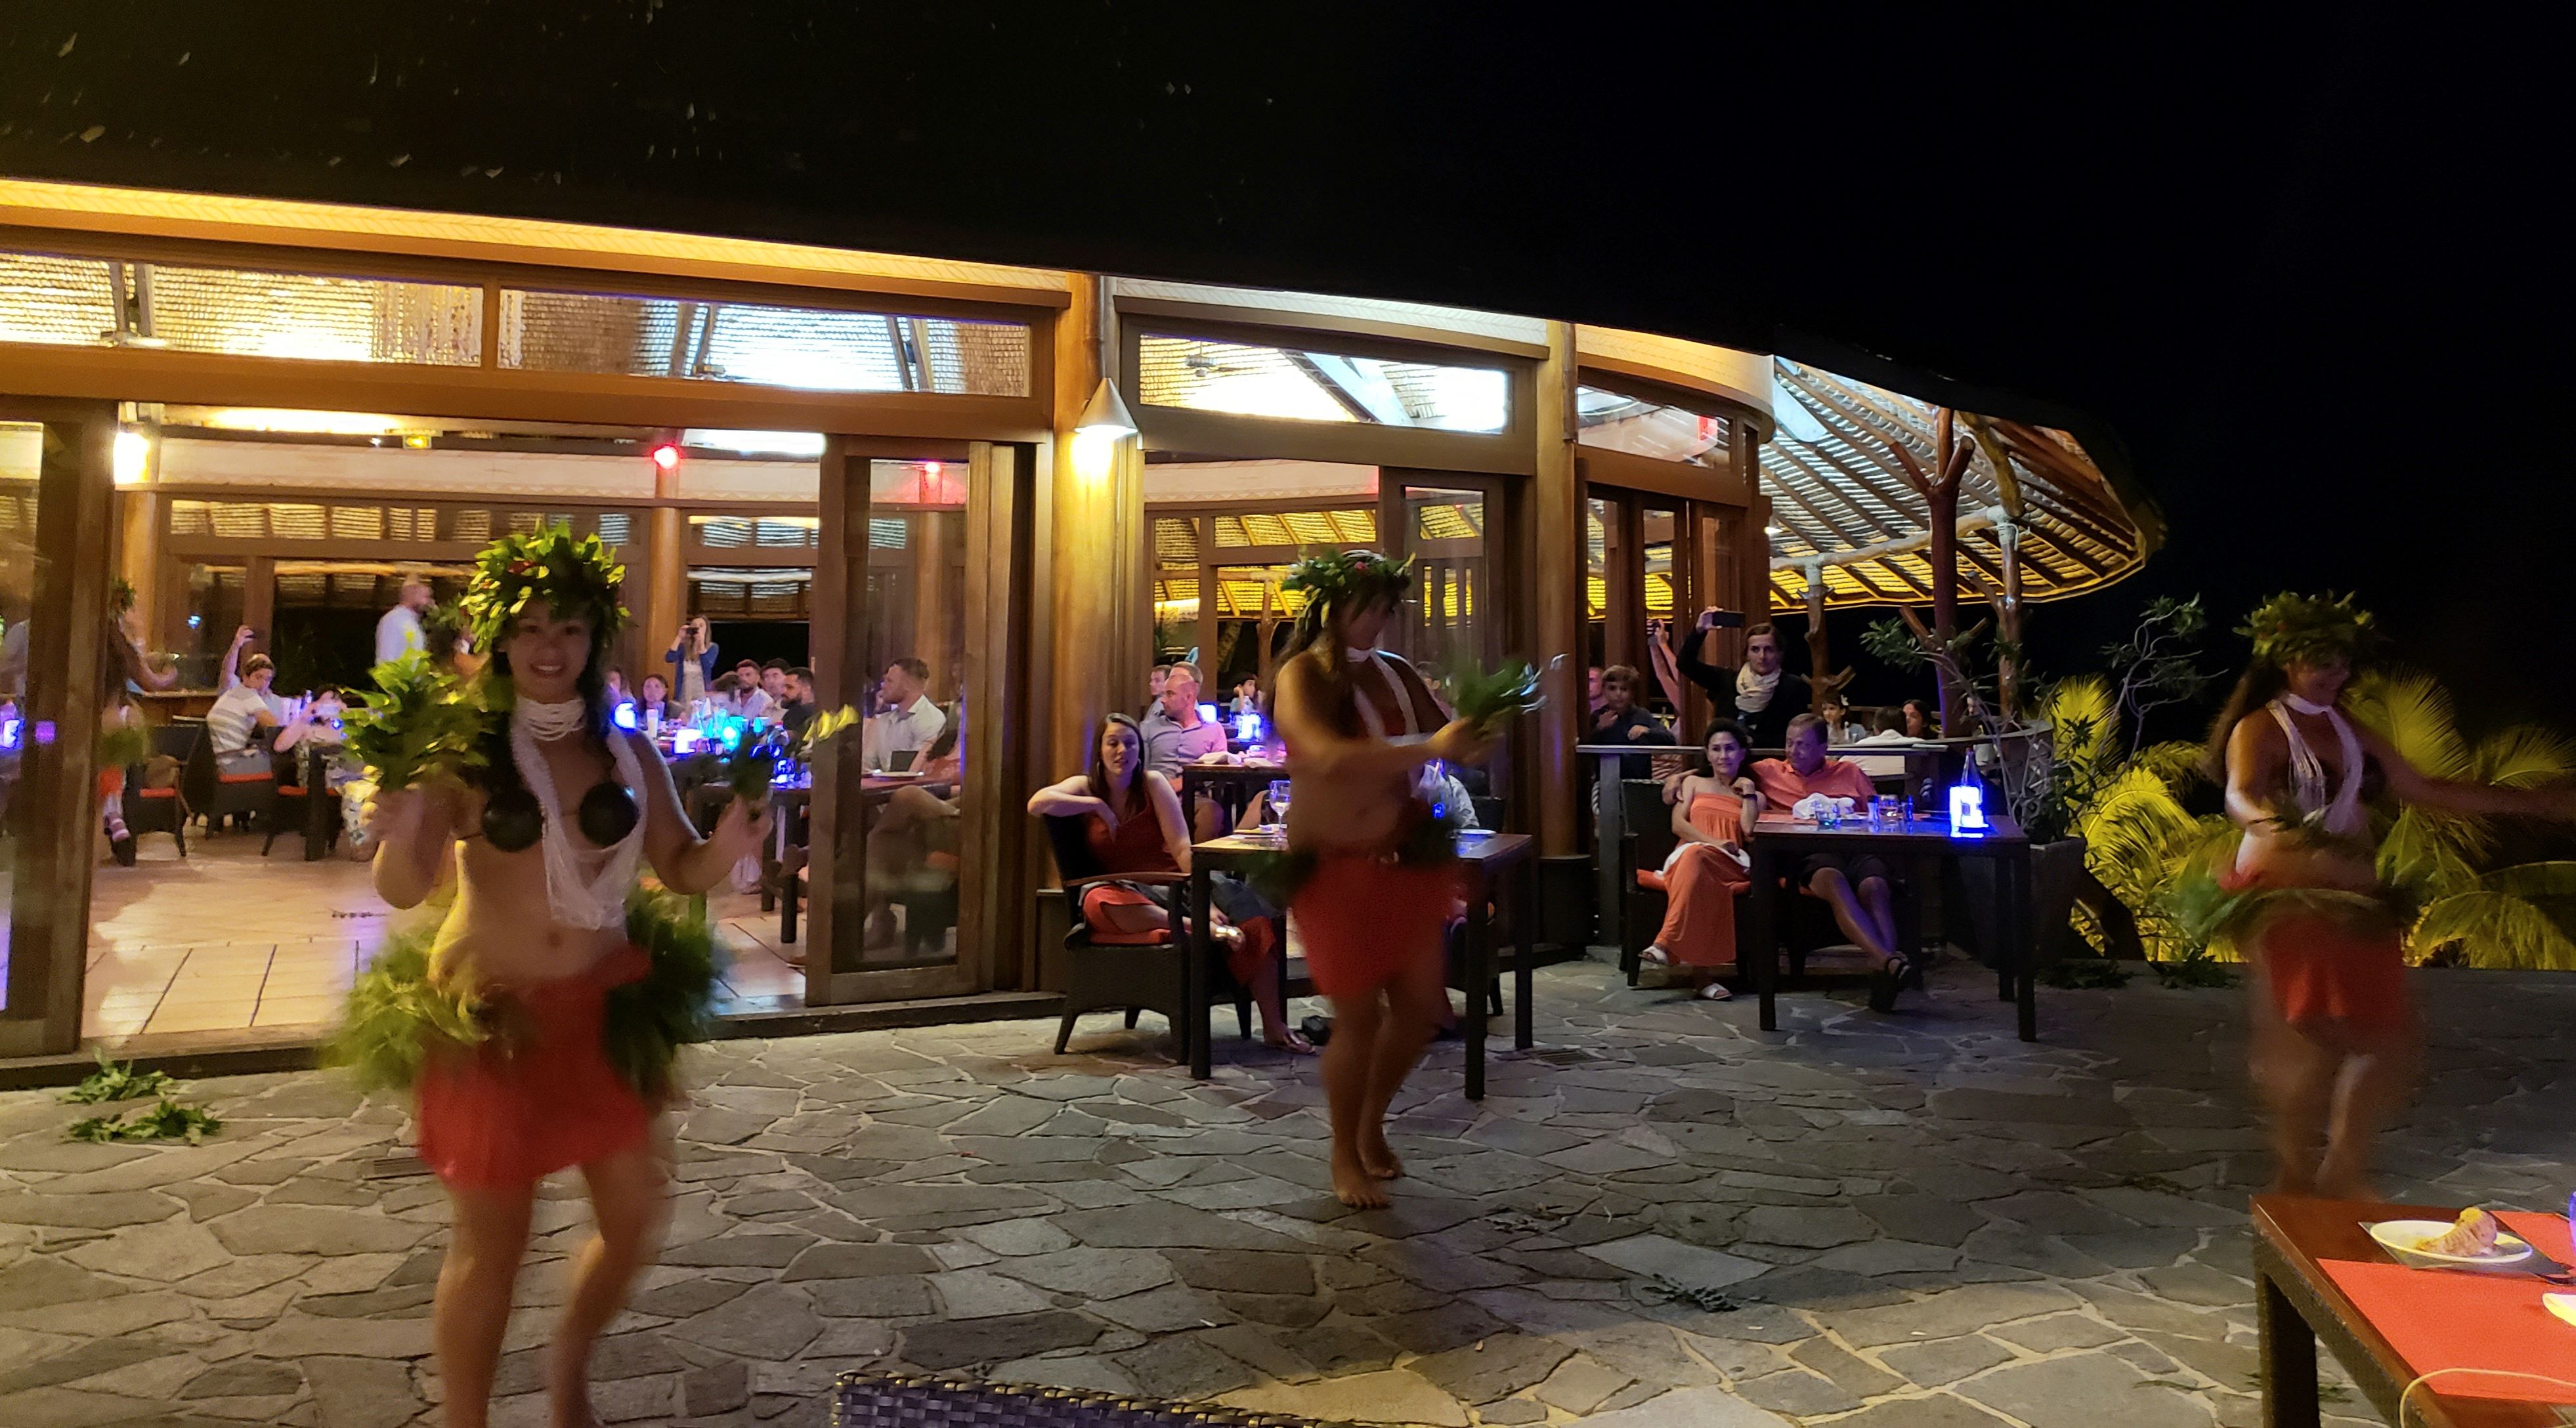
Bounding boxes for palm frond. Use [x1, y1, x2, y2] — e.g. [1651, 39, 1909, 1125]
[2376, 807, 2484, 901]
[2347, 670, 2473, 784]
[2470, 724, 2576, 788]
[2129, 740, 2206, 793]
[2037, 676, 2117, 774]
[2409, 890, 2576, 971]
[2470, 860, 2576, 901]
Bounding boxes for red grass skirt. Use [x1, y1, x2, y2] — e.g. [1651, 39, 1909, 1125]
[2225, 868, 2413, 1034]
[1291, 853, 1458, 999]
[416, 944, 655, 1188]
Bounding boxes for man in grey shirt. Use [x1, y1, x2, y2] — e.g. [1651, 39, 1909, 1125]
[1139, 660, 1228, 774]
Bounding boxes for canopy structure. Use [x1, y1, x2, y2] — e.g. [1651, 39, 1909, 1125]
[1763, 359, 2158, 612]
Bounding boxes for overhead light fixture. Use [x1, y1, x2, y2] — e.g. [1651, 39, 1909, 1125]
[1763, 524, 1784, 537]
[682, 429, 826, 458]
[649, 442, 683, 473]
[113, 429, 152, 486]
[1075, 379, 1138, 439]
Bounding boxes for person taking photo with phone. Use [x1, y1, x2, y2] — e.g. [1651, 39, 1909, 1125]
[1668, 609, 1809, 749]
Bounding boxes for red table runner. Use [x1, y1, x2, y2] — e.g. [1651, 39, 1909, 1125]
[2318, 1212, 2576, 1402]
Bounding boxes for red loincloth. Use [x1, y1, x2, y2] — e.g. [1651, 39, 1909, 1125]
[2223, 867, 2412, 1034]
[1290, 852, 1458, 999]
[416, 944, 655, 1188]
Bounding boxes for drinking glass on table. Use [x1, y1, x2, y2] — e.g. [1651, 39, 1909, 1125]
[1266, 778, 1292, 830]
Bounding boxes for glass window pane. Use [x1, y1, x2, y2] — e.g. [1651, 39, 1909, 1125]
[0, 432, 36, 1014]
[502, 291, 1030, 396]
[0, 249, 483, 364]
[1136, 333, 1509, 433]
[851, 461, 969, 970]
[1577, 385, 1728, 468]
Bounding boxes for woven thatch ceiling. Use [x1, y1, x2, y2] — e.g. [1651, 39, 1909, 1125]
[1765, 360, 2154, 612]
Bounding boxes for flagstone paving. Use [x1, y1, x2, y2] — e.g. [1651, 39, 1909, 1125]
[3, 957, 2572, 1427]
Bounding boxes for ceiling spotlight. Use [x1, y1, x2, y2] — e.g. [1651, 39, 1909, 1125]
[649, 442, 683, 473]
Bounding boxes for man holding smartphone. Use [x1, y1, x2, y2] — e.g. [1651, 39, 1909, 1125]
[1669, 608, 1809, 749]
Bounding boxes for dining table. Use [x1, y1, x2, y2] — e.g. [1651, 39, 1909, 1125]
[1186, 828, 1537, 1097]
[2251, 1194, 2576, 1426]
[1177, 758, 1286, 831]
[1744, 807, 2038, 1038]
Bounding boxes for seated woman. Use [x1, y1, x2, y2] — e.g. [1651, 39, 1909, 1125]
[1640, 719, 1761, 1000]
[1029, 714, 1308, 1052]
[633, 673, 675, 728]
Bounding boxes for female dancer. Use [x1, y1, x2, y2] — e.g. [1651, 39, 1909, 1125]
[1639, 719, 1762, 1001]
[2207, 593, 2571, 1199]
[366, 530, 769, 1428]
[1270, 551, 1489, 1208]
[1027, 714, 1304, 1051]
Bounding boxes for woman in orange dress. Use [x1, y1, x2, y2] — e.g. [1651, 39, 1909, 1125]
[1639, 719, 1761, 1000]
[2210, 593, 2574, 1199]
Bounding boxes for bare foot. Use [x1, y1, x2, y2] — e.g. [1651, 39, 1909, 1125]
[1331, 1146, 1390, 1208]
[547, 1372, 601, 1428]
[1358, 1131, 1404, 1182]
[1263, 1029, 1317, 1056]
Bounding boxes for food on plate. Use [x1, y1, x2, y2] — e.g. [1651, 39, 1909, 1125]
[2413, 1207, 2500, 1258]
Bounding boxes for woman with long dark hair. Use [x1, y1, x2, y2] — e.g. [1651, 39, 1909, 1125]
[364, 530, 770, 1428]
[1268, 550, 1490, 1207]
[2199, 593, 2573, 1199]
[1639, 719, 1762, 1000]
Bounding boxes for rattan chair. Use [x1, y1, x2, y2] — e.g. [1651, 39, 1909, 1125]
[120, 719, 201, 858]
[181, 723, 278, 835]
[1040, 814, 1251, 1056]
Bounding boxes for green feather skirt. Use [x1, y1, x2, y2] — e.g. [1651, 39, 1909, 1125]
[325, 886, 726, 1101]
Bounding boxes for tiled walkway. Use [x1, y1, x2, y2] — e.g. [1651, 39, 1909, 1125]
[7, 956, 2572, 1426]
[74, 837, 808, 1040]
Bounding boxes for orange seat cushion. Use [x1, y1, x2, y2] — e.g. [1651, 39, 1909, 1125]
[278, 786, 307, 797]
[135, 788, 178, 799]
[217, 772, 274, 784]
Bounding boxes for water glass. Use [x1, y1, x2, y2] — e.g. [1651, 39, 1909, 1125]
[1267, 778, 1292, 828]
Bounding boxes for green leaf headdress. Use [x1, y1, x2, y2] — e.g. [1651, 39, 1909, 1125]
[2239, 591, 2375, 669]
[460, 526, 628, 652]
[1281, 548, 1414, 650]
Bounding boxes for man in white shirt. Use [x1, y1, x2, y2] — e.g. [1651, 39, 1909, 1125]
[374, 578, 433, 667]
[724, 658, 773, 720]
[861, 658, 945, 770]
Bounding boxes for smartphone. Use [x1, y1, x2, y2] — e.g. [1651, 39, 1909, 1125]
[1700, 608, 1746, 629]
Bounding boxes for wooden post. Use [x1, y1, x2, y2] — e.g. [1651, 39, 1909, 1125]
[645, 505, 684, 687]
[1802, 558, 1830, 713]
[1531, 322, 1583, 858]
[1735, 420, 1769, 660]
[2, 411, 115, 1056]
[805, 436, 866, 1004]
[1994, 517, 2024, 722]
[1928, 410, 1962, 732]
[1047, 276, 1147, 784]
[117, 489, 161, 654]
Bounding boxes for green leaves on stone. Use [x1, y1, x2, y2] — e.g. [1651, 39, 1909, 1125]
[68, 1097, 223, 1145]
[62, 1047, 175, 1104]
[343, 652, 488, 792]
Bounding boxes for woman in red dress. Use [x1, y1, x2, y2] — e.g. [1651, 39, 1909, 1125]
[367, 532, 769, 1428]
[1639, 719, 1761, 1000]
[2210, 593, 2573, 1199]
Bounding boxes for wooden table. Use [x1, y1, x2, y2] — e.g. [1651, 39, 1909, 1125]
[2252, 1195, 2568, 1427]
[1746, 810, 2038, 1039]
[1188, 830, 1537, 1096]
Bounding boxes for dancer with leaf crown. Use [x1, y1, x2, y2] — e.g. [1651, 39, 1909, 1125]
[2186, 593, 2575, 1200]
[337, 527, 771, 1428]
[1268, 549, 1513, 1208]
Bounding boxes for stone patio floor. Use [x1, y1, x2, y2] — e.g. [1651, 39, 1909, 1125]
[4, 955, 2573, 1428]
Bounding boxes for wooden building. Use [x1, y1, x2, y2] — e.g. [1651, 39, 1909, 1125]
[0, 178, 2155, 1057]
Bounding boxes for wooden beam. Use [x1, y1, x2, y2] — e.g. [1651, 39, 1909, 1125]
[1532, 321, 1583, 858]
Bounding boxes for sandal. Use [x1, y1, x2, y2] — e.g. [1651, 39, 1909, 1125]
[1866, 955, 1910, 1013]
[1264, 1030, 1318, 1055]
[1696, 980, 1732, 1001]
[1640, 946, 1673, 966]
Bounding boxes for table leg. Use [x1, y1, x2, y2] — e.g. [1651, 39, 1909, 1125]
[1750, 843, 1779, 1032]
[2011, 849, 2037, 1041]
[1465, 872, 1491, 1101]
[1513, 858, 1535, 1051]
[1594, 751, 1624, 948]
[305, 751, 329, 860]
[2258, 1268, 2319, 1428]
[1188, 869, 1213, 1080]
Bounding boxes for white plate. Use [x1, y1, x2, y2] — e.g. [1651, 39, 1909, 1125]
[2369, 1219, 2535, 1270]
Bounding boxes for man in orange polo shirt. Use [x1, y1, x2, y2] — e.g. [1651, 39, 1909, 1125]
[1753, 713, 1908, 1007]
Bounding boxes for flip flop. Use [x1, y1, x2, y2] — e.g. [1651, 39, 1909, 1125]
[1696, 981, 1733, 1001]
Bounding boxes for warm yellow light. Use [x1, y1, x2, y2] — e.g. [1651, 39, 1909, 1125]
[112, 429, 152, 486]
[196, 408, 419, 436]
[1070, 428, 1119, 484]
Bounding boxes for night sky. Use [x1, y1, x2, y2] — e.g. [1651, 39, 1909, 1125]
[3, 8, 2564, 734]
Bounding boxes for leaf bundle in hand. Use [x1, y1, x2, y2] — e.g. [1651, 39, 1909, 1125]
[1448, 659, 1543, 733]
[344, 653, 488, 792]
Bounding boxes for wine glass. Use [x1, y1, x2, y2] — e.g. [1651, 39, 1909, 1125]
[1266, 778, 1292, 831]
